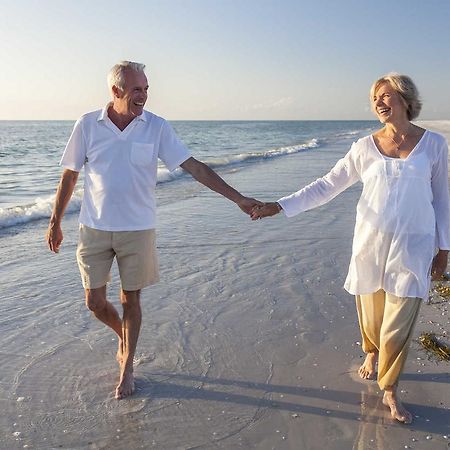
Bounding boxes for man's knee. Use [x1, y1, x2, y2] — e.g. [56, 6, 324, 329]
[85, 287, 107, 312]
[120, 289, 141, 309]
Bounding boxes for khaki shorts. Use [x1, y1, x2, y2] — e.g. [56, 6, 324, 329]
[76, 225, 160, 291]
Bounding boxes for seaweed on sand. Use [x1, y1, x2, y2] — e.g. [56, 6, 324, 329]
[418, 332, 450, 362]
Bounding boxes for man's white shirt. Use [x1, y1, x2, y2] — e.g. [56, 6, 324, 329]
[60, 105, 191, 231]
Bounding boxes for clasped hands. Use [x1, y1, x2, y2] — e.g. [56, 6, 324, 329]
[250, 202, 281, 220]
[237, 197, 281, 220]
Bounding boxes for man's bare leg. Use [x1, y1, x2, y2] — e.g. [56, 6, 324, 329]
[358, 351, 378, 380]
[85, 286, 123, 365]
[382, 385, 412, 424]
[115, 289, 142, 399]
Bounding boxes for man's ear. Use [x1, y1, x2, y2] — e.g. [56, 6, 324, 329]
[112, 85, 122, 98]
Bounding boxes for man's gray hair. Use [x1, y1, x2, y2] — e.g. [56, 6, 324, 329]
[107, 61, 146, 91]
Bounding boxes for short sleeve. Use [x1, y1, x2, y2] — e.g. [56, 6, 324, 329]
[158, 120, 191, 172]
[60, 118, 87, 172]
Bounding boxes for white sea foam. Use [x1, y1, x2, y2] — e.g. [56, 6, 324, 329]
[335, 128, 375, 138]
[203, 139, 319, 169]
[0, 139, 319, 229]
[0, 190, 83, 229]
[336, 130, 360, 137]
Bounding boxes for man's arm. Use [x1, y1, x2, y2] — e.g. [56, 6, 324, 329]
[46, 169, 79, 253]
[180, 157, 262, 214]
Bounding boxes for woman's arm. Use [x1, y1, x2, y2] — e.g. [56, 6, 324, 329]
[251, 144, 361, 220]
[431, 138, 450, 279]
[276, 144, 360, 218]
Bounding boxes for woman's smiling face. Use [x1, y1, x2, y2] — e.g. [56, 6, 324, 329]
[372, 82, 408, 124]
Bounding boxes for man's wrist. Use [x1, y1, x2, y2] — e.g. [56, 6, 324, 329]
[275, 202, 282, 213]
[49, 216, 62, 227]
[231, 192, 245, 204]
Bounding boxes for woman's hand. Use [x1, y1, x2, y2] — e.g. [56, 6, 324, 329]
[431, 250, 449, 280]
[251, 202, 282, 220]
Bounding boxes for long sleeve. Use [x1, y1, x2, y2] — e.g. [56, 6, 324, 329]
[431, 139, 450, 249]
[278, 143, 360, 218]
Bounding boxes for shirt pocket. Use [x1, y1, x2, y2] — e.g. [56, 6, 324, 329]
[130, 143, 154, 167]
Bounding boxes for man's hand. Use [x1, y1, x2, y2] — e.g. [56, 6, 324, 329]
[46, 168, 79, 254]
[237, 197, 264, 215]
[431, 250, 448, 280]
[251, 202, 282, 220]
[47, 222, 64, 253]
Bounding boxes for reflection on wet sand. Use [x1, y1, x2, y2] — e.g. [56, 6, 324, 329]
[353, 383, 389, 450]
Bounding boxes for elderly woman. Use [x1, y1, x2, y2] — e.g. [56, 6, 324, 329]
[251, 73, 450, 424]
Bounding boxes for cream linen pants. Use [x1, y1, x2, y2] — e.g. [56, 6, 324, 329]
[355, 289, 421, 390]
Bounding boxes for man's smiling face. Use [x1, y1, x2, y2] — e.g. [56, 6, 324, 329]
[115, 69, 148, 117]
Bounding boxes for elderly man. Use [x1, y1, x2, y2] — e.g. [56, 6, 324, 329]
[47, 61, 260, 399]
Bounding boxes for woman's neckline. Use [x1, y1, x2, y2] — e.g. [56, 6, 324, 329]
[370, 129, 428, 161]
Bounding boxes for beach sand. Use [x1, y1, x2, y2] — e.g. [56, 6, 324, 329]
[1, 121, 449, 449]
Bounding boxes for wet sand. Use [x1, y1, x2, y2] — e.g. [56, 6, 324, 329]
[1, 121, 449, 449]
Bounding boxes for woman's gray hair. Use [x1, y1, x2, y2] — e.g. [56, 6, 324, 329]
[107, 61, 146, 91]
[370, 73, 422, 120]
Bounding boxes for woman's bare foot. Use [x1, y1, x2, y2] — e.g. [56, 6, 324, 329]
[382, 389, 412, 424]
[358, 352, 378, 379]
[115, 370, 135, 399]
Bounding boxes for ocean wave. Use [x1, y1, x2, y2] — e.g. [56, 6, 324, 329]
[335, 128, 376, 138]
[156, 138, 320, 183]
[335, 130, 362, 137]
[0, 190, 83, 229]
[214, 139, 319, 164]
[0, 139, 319, 229]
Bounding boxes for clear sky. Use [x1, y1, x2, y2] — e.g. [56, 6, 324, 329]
[1, 0, 449, 120]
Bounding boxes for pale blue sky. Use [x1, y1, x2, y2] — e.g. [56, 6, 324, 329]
[1, 0, 449, 120]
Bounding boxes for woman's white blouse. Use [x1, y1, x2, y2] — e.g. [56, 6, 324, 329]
[278, 131, 450, 300]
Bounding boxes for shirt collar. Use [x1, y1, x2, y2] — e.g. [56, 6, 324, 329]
[97, 102, 147, 122]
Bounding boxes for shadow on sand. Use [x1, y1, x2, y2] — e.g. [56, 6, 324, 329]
[132, 371, 450, 435]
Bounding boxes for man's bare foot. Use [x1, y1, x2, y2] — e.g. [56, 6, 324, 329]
[358, 352, 377, 379]
[382, 390, 412, 424]
[115, 370, 135, 399]
[116, 339, 124, 367]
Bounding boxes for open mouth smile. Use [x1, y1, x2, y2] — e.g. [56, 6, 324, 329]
[378, 107, 391, 115]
